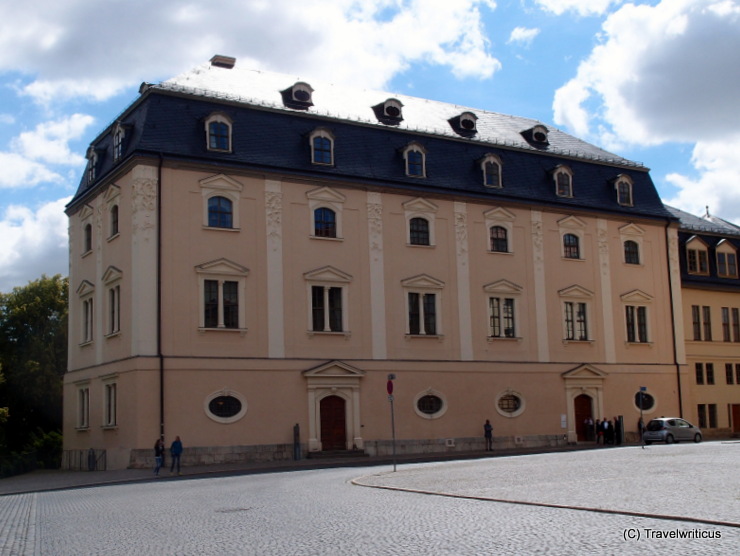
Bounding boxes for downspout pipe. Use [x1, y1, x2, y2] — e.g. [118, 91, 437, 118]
[665, 219, 684, 417]
[158, 153, 164, 440]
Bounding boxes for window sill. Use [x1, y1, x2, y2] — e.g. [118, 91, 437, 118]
[488, 250, 513, 255]
[198, 327, 248, 336]
[406, 243, 435, 248]
[75, 426, 90, 432]
[107, 233, 120, 242]
[101, 425, 118, 431]
[487, 336, 521, 342]
[562, 339, 593, 345]
[625, 341, 653, 347]
[203, 225, 240, 232]
[310, 235, 343, 241]
[79, 340, 93, 348]
[105, 331, 121, 339]
[307, 330, 351, 338]
[405, 334, 444, 340]
[81, 250, 93, 258]
[562, 257, 585, 262]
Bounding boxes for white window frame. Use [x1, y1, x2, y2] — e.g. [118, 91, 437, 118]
[686, 236, 709, 275]
[484, 207, 515, 254]
[200, 174, 242, 230]
[112, 124, 126, 162]
[102, 378, 117, 428]
[614, 174, 634, 206]
[484, 279, 522, 340]
[76, 383, 90, 429]
[85, 147, 97, 184]
[716, 239, 738, 278]
[413, 388, 448, 419]
[481, 153, 502, 188]
[403, 198, 438, 247]
[204, 388, 248, 424]
[495, 389, 526, 418]
[307, 186, 345, 240]
[309, 128, 335, 166]
[103, 266, 122, 337]
[196, 259, 249, 332]
[559, 215, 586, 261]
[303, 266, 352, 335]
[402, 274, 444, 337]
[204, 112, 233, 152]
[554, 165, 574, 198]
[559, 285, 593, 342]
[76, 280, 95, 345]
[403, 142, 427, 178]
[619, 223, 644, 266]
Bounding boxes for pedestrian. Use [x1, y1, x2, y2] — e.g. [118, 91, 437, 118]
[584, 417, 594, 441]
[602, 418, 609, 444]
[153, 438, 165, 476]
[483, 419, 493, 451]
[614, 416, 622, 445]
[595, 419, 602, 444]
[606, 420, 614, 445]
[170, 435, 183, 475]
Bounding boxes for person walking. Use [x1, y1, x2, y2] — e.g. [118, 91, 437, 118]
[153, 438, 165, 476]
[170, 436, 183, 475]
[483, 419, 493, 451]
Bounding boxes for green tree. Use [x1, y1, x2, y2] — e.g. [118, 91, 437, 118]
[0, 275, 68, 452]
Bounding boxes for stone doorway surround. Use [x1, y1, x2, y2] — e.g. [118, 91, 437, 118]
[562, 364, 607, 443]
[303, 361, 365, 452]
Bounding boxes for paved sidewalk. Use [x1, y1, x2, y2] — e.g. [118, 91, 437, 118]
[0, 442, 600, 496]
[353, 441, 740, 528]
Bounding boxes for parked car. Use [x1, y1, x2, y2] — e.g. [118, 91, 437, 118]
[642, 417, 702, 444]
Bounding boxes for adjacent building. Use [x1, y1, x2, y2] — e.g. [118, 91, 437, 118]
[668, 206, 740, 437]
[63, 56, 687, 470]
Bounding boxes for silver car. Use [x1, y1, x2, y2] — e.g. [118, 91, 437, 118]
[643, 417, 702, 444]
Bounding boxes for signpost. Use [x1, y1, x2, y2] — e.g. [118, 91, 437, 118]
[387, 374, 397, 472]
[639, 386, 647, 449]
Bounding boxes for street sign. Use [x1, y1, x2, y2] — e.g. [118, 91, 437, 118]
[387, 380, 394, 395]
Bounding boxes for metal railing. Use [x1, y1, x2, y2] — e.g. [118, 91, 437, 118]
[61, 449, 107, 471]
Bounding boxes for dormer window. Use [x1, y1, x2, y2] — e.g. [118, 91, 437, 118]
[281, 82, 314, 110]
[372, 98, 404, 125]
[481, 154, 502, 188]
[553, 165, 574, 198]
[614, 174, 634, 206]
[449, 112, 478, 137]
[309, 128, 334, 166]
[112, 124, 127, 163]
[205, 113, 232, 152]
[716, 240, 738, 278]
[521, 124, 550, 147]
[403, 142, 426, 178]
[686, 237, 709, 275]
[85, 147, 98, 184]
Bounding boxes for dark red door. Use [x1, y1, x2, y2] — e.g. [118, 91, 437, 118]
[574, 394, 593, 442]
[320, 395, 347, 451]
[732, 405, 740, 435]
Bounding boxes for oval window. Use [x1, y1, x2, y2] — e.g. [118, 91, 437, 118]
[634, 392, 655, 411]
[498, 394, 521, 414]
[209, 395, 242, 418]
[417, 394, 443, 415]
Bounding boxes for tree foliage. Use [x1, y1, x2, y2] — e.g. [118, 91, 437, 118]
[0, 275, 68, 453]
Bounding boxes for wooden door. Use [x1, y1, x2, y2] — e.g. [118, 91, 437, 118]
[320, 395, 347, 451]
[732, 405, 740, 435]
[574, 394, 593, 442]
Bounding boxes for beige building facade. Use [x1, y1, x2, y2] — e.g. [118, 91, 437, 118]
[64, 59, 686, 470]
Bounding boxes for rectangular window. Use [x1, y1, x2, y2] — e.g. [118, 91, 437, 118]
[108, 285, 120, 335]
[77, 387, 90, 429]
[104, 382, 117, 427]
[687, 249, 709, 274]
[626, 306, 648, 343]
[722, 307, 731, 342]
[408, 292, 437, 335]
[489, 297, 516, 338]
[706, 363, 715, 385]
[736, 363, 740, 384]
[204, 279, 239, 329]
[726, 363, 735, 385]
[702, 306, 712, 341]
[565, 302, 588, 341]
[82, 298, 94, 344]
[697, 404, 707, 429]
[709, 404, 717, 428]
[718, 252, 737, 277]
[695, 363, 704, 385]
[733, 309, 740, 342]
[311, 286, 343, 332]
[691, 305, 701, 340]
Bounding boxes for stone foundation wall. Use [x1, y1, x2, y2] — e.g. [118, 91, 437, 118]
[129, 443, 296, 469]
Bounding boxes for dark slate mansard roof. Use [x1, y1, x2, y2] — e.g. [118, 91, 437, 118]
[68, 59, 673, 222]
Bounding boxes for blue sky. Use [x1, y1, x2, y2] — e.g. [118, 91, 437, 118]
[0, 0, 738, 292]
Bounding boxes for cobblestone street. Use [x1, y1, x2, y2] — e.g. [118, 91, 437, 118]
[1, 443, 738, 555]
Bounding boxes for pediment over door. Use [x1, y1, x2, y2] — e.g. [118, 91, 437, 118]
[303, 360, 366, 379]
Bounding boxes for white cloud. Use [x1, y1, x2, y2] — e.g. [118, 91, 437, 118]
[664, 135, 740, 223]
[0, 152, 62, 188]
[534, 0, 622, 16]
[553, 0, 740, 220]
[0, 197, 70, 293]
[0, 0, 501, 102]
[12, 114, 94, 165]
[507, 26, 541, 46]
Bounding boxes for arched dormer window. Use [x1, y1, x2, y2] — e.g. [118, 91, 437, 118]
[85, 147, 98, 184]
[310, 128, 334, 165]
[553, 165, 574, 198]
[112, 123, 129, 163]
[372, 98, 404, 125]
[481, 154, 502, 188]
[403, 142, 426, 178]
[614, 174, 634, 206]
[281, 82, 314, 110]
[205, 113, 232, 152]
[521, 124, 549, 147]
